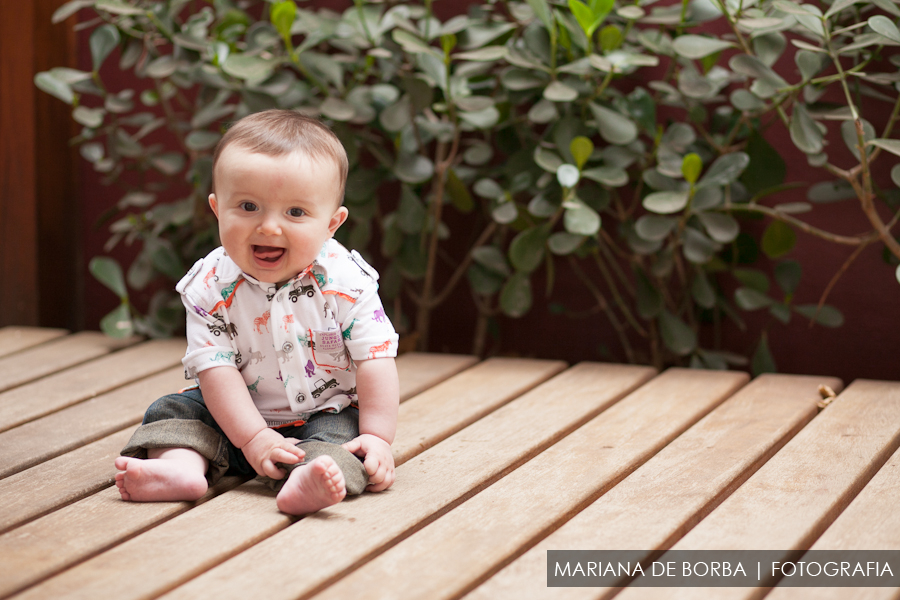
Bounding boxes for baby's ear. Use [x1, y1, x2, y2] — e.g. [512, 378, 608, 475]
[329, 206, 349, 235]
[208, 193, 220, 218]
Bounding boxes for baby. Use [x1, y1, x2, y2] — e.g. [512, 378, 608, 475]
[115, 109, 399, 515]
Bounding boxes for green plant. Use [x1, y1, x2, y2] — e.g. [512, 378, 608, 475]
[37, 0, 900, 372]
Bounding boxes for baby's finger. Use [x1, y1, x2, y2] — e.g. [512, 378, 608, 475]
[262, 459, 287, 480]
[367, 469, 394, 492]
[342, 438, 364, 457]
[273, 448, 302, 464]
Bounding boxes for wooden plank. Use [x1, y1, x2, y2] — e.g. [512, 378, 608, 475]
[0, 338, 186, 433]
[0, 477, 244, 600]
[0, 367, 186, 479]
[0, 327, 68, 358]
[17, 358, 585, 600]
[0, 350, 477, 522]
[393, 357, 567, 463]
[463, 373, 840, 600]
[767, 401, 900, 600]
[151, 364, 655, 600]
[0, 352, 485, 597]
[0, 331, 136, 393]
[0, 428, 134, 534]
[395, 352, 480, 401]
[614, 378, 900, 600]
[312, 369, 752, 600]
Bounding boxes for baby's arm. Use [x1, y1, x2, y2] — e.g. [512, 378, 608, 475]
[198, 366, 304, 479]
[342, 357, 399, 491]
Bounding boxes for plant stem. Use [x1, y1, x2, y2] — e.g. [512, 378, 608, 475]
[723, 203, 875, 246]
[568, 256, 637, 363]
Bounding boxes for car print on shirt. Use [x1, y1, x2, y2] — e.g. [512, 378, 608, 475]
[289, 282, 316, 302]
[207, 313, 238, 339]
[312, 378, 338, 398]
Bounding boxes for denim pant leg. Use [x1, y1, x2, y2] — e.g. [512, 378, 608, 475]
[261, 407, 369, 495]
[120, 388, 254, 485]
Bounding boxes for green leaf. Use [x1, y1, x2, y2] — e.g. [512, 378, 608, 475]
[185, 130, 221, 151]
[774, 260, 802, 295]
[740, 131, 786, 195]
[548, 232, 586, 255]
[100, 303, 135, 338]
[589, 103, 638, 145]
[635, 268, 662, 318]
[396, 188, 426, 234]
[672, 34, 734, 59]
[563, 201, 601, 236]
[735, 287, 773, 310]
[868, 15, 900, 44]
[509, 226, 549, 272]
[52, 0, 94, 23]
[472, 246, 512, 276]
[794, 304, 844, 328]
[446, 169, 474, 213]
[271, 1, 297, 42]
[683, 227, 720, 264]
[468, 263, 504, 296]
[222, 54, 277, 81]
[90, 24, 120, 71]
[697, 152, 749, 189]
[868, 138, 900, 158]
[682, 153, 702, 184]
[643, 190, 689, 214]
[394, 154, 435, 184]
[659, 310, 697, 355]
[761, 220, 796, 258]
[500, 272, 533, 318]
[696, 212, 739, 243]
[73, 106, 105, 128]
[89, 256, 128, 299]
[751, 334, 776, 375]
[733, 268, 769, 292]
[895, 264, 900, 285]
[790, 104, 824, 155]
[599, 25, 623, 52]
[841, 119, 875, 158]
[34, 72, 74, 105]
[544, 81, 579, 102]
[526, 0, 555, 32]
[570, 137, 594, 170]
[691, 271, 716, 309]
[96, 0, 145, 15]
[635, 215, 678, 241]
[557, 164, 580, 188]
[569, 0, 603, 37]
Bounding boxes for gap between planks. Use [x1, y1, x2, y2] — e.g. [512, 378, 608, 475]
[0, 352, 487, 599]
[0, 331, 138, 394]
[0, 326, 68, 359]
[615, 377, 900, 600]
[463, 373, 839, 600]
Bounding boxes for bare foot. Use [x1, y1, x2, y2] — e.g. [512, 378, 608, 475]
[114, 456, 208, 502]
[276, 456, 346, 515]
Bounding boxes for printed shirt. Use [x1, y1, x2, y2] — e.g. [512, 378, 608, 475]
[178, 238, 398, 426]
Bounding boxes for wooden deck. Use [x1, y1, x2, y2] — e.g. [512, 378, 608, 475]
[1, 326, 898, 600]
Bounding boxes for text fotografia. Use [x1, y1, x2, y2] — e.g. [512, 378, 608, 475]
[547, 550, 900, 588]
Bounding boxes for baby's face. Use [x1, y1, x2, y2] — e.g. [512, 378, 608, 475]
[209, 145, 348, 286]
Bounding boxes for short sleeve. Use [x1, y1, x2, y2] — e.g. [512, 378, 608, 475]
[178, 256, 238, 379]
[341, 283, 399, 361]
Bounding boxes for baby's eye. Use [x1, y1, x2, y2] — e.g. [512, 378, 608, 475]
[239, 202, 258, 212]
[288, 208, 305, 217]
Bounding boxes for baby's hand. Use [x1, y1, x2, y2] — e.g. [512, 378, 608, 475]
[241, 428, 305, 479]
[342, 434, 395, 492]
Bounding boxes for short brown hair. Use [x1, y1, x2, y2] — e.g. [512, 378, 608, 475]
[212, 109, 349, 204]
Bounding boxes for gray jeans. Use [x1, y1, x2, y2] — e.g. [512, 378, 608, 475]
[121, 387, 369, 494]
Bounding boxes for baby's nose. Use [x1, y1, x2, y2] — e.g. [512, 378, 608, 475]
[257, 214, 283, 235]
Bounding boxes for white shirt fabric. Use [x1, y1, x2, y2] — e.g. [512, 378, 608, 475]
[177, 238, 398, 426]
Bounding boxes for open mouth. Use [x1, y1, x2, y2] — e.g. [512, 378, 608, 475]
[253, 245, 285, 263]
